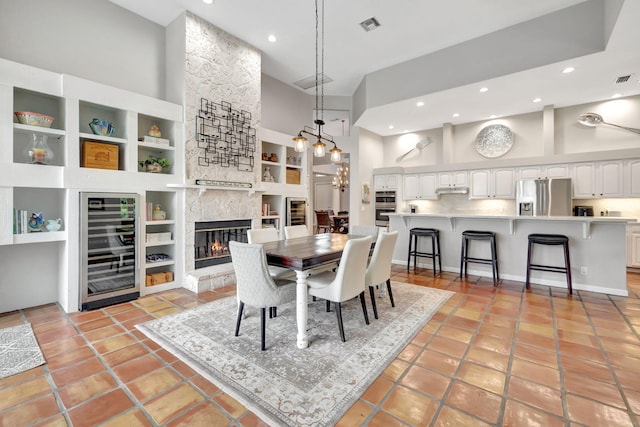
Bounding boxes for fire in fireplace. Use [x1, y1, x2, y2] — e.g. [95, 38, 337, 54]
[195, 219, 251, 269]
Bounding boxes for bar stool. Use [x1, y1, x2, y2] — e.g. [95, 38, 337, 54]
[525, 234, 572, 294]
[407, 228, 441, 276]
[460, 230, 499, 285]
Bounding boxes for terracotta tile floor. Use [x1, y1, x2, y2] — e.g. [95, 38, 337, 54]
[2, 267, 640, 426]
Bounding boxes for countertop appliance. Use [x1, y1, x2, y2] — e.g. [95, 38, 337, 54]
[574, 206, 594, 216]
[375, 190, 396, 226]
[516, 178, 572, 216]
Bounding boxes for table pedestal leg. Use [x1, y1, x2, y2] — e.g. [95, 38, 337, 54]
[295, 270, 309, 349]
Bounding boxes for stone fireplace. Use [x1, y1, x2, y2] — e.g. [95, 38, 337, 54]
[194, 219, 250, 269]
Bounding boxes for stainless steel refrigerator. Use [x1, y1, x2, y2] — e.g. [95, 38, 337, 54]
[516, 178, 572, 216]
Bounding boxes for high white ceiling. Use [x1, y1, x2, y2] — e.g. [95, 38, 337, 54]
[110, 0, 640, 136]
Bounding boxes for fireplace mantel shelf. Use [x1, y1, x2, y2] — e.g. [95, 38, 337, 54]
[167, 183, 264, 194]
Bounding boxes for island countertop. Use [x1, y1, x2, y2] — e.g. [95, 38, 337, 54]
[387, 212, 637, 239]
[387, 213, 633, 296]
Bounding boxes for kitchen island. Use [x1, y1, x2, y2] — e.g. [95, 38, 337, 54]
[388, 213, 637, 296]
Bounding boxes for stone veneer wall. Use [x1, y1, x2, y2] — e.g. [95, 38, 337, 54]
[182, 12, 262, 291]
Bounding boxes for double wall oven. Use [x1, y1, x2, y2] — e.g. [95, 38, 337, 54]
[375, 191, 396, 227]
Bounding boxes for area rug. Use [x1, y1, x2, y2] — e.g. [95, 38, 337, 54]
[138, 282, 453, 427]
[0, 323, 46, 379]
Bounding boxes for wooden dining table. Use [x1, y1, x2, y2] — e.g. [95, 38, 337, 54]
[261, 232, 359, 349]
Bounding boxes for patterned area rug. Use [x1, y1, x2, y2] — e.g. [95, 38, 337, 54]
[0, 323, 46, 380]
[138, 282, 453, 426]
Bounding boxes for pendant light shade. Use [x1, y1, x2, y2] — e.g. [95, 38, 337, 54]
[293, 133, 308, 152]
[313, 139, 326, 157]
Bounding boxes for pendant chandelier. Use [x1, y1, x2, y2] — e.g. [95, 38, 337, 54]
[292, 0, 342, 163]
[332, 162, 349, 192]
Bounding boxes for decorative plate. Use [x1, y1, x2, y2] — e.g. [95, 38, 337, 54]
[474, 124, 514, 158]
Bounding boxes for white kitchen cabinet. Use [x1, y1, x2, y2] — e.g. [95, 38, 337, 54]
[518, 164, 570, 180]
[437, 171, 467, 188]
[627, 159, 640, 196]
[628, 224, 640, 268]
[374, 174, 398, 191]
[573, 161, 623, 198]
[469, 168, 515, 199]
[403, 174, 437, 200]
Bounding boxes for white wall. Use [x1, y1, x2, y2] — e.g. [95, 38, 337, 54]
[357, 128, 384, 226]
[0, 0, 166, 99]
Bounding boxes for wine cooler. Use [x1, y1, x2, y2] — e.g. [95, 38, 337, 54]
[80, 193, 140, 310]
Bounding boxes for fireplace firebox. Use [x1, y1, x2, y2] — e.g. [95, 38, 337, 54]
[195, 219, 251, 269]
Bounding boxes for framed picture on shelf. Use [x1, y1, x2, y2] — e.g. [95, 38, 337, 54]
[361, 182, 371, 204]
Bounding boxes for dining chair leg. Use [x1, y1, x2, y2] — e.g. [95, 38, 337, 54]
[260, 307, 266, 351]
[368, 286, 378, 320]
[386, 279, 395, 307]
[235, 301, 245, 337]
[335, 302, 346, 342]
[359, 292, 370, 325]
[272, 307, 277, 318]
[326, 300, 331, 312]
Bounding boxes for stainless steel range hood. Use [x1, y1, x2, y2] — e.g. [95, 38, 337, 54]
[435, 186, 469, 195]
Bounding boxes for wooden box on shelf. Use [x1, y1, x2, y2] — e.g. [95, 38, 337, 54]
[145, 271, 174, 286]
[82, 141, 119, 170]
[286, 168, 301, 184]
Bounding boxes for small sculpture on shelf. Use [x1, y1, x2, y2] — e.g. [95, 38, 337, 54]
[147, 125, 162, 137]
[263, 167, 275, 182]
[269, 153, 278, 162]
[89, 118, 115, 136]
[46, 218, 62, 232]
[27, 212, 45, 232]
[262, 152, 268, 161]
[152, 205, 166, 220]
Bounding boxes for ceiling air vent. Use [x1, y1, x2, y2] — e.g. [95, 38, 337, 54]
[360, 17, 380, 32]
[615, 74, 633, 84]
[294, 73, 333, 90]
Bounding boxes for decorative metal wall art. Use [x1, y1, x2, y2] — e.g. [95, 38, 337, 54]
[196, 98, 256, 171]
[475, 124, 514, 158]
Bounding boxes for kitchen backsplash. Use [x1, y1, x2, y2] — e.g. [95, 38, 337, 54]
[400, 196, 640, 219]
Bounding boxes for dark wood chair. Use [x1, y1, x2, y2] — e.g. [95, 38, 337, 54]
[315, 210, 333, 233]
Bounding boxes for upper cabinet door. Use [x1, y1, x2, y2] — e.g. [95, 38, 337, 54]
[628, 159, 640, 196]
[599, 161, 623, 197]
[573, 162, 597, 198]
[492, 168, 516, 199]
[374, 174, 397, 191]
[469, 170, 491, 198]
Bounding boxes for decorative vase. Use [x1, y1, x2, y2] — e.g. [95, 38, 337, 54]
[25, 134, 53, 165]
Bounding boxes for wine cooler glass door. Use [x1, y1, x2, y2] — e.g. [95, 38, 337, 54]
[80, 193, 140, 310]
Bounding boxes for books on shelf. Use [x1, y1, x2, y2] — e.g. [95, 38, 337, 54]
[140, 136, 170, 146]
[13, 209, 29, 234]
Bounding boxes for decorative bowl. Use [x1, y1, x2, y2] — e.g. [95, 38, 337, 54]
[89, 118, 115, 136]
[14, 111, 55, 128]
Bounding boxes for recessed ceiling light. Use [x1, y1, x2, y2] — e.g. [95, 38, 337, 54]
[532, 98, 542, 103]
[203, 0, 214, 4]
[388, 125, 394, 129]
[611, 93, 622, 98]
[267, 34, 276, 43]
[416, 101, 424, 107]
[489, 115, 497, 119]
[562, 67, 575, 74]
[452, 113, 460, 118]
[403, 130, 409, 133]
[479, 87, 489, 93]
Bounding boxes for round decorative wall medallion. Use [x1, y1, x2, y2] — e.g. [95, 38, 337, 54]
[474, 124, 514, 158]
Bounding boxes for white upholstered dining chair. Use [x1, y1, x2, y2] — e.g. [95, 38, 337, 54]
[365, 231, 399, 319]
[229, 241, 296, 351]
[247, 228, 295, 280]
[284, 224, 310, 239]
[306, 236, 372, 342]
